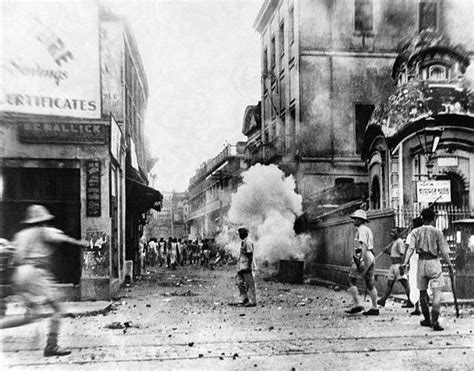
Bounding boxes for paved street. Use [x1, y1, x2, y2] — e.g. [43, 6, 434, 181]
[2, 264, 474, 370]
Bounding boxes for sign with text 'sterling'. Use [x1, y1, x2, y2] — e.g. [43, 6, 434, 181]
[417, 180, 451, 203]
[0, 2, 101, 118]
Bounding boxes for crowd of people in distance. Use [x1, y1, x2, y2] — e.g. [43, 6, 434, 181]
[140, 237, 230, 271]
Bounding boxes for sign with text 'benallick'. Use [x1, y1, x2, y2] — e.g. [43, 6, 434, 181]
[417, 180, 451, 203]
[18, 122, 107, 144]
[0, 3, 101, 118]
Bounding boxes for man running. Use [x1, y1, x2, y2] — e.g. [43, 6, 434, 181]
[10, 205, 88, 356]
[377, 228, 413, 308]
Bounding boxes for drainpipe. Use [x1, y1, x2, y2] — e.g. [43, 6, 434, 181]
[329, 55, 335, 164]
[329, 2, 335, 165]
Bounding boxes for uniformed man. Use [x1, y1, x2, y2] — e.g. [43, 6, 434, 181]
[346, 209, 379, 315]
[401, 208, 453, 331]
[10, 205, 88, 356]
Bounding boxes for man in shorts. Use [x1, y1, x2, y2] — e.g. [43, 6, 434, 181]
[10, 205, 88, 356]
[377, 228, 413, 308]
[346, 209, 379, 316]
[400, 208, 453, 331]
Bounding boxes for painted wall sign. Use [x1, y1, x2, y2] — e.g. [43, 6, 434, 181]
[417, 180, 451, 203]
[0, 2, 101, 118]
[18, 122, 107, 144]
[110, 115, 122, 162]
[82, 229, 109, 277]
[437, 157, 458, 167]
[86, 160, 101, 217]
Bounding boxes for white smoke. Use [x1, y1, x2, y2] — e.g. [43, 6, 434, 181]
[218, 164, 313, 264]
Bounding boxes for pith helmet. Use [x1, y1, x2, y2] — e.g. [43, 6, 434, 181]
[22, 205, 55, 224]
[350, 209, 369, 222]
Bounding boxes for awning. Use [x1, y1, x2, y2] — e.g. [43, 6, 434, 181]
[126, 177, 162, 213]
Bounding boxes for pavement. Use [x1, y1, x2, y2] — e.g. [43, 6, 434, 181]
[2, 264, 474, 370]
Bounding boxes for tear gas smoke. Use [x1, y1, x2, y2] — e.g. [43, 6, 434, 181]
[217, 164, 313, 264]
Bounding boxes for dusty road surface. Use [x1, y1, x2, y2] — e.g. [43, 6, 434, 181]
[2, 264, 474, 370]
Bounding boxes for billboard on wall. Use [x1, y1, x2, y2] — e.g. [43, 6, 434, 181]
[0, 2, 101, 118]
[417, 180, 451, 203]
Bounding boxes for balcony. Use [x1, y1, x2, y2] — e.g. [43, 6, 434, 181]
[246, 139, 285, 166]
[189, 144, 243, 186]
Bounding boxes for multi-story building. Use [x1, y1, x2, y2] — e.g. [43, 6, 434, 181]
[251, 0, 462, 201]
[187, 143, 246, 240]
[0, 3, 161, 300]
[146, 191, 188, 240]
[282, 1, 474, 293]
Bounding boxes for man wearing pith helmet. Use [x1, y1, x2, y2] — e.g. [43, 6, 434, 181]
[231, 226, 256, 307]
[345, 209, 379, 316]
[10, 205, 88, 357]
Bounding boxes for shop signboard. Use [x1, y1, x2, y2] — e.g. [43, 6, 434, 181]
[1, 2, 101, 118]
[110, 116, 122, 162]
[18, 122, 107, 144]
[417, 180, 451, 203]
[86, 160, 101, 217]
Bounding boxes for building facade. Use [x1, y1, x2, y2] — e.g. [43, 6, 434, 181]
[146, 191, 188, 240]
[251, 0, 471, 202]
[0, 4, 161, 300]
[187, 143, 246, 240]
[296, 1, 474, 293]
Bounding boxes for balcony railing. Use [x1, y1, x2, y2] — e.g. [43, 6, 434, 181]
[189, 144, 243, 186]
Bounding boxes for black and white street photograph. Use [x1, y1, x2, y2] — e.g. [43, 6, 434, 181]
[1, 0, 474, 369]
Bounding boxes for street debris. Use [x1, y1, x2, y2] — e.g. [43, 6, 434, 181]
[162, 290, 198, 297]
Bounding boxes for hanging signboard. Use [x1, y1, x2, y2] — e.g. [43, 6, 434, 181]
[0, 2, 101, 118]
[110, 116, 122, 162]
[86, 160, 101, 217]
[417, 180, 451, 203]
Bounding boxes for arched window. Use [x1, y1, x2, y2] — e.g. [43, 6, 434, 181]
[371, 175, 381, 210]
[428, 65, 447, 81]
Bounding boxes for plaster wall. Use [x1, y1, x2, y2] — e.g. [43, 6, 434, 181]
[100, 21, 125, 123]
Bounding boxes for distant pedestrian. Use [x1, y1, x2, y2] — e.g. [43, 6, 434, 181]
[9, 205, 88, 356]
[167, 237, 172, 268]
[346, 209, 379, 316]
[377, 228, 413, 308]
[148, 238, 157, 267]
[230, 227, 256, 307]
[170, 238, 178, 270]
[158, 237, 166, 267]
[401, 209, 453, 331]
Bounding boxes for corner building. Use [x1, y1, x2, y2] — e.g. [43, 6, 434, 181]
[252, 0, 466, 201]
[0, 4, 161, 300]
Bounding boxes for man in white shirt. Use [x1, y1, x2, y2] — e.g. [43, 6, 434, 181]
[231, 227, 256, 307]
[346, 209, 379, 316]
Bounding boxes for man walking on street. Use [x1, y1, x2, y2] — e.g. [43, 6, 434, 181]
[346, 209, 379, 316]
[10, 205, 88, 356]
[231, 227, 256, 307]
[400, 208, 453, 331]
[377, 228, 413, 308]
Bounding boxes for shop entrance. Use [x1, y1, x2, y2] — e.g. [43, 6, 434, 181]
[0, 167, 81, 284]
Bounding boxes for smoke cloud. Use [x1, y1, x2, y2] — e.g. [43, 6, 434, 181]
[217, 164, 313, 265]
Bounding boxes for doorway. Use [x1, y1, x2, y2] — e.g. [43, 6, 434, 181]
[0, 167, 81, 284]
